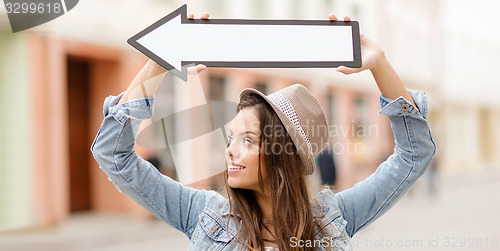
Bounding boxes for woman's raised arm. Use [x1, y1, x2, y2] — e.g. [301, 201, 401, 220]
[118, 60, 206, 104]
[329, 14, 435, 237]
[91, 13, 211, 237]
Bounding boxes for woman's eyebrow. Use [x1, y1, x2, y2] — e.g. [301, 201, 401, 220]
[228, 129, 259, 136]
[244, 131, 259, 136]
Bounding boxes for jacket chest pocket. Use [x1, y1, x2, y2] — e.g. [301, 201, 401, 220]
[317, 216, 352, 251]
[190, 213, 235, 251]
[324, 216, 347, 238]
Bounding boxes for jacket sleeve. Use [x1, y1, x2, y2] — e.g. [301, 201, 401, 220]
[91, 93, 208, 238]
[336, 89, 436, 237]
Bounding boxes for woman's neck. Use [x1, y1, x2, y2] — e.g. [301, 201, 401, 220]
[254, 190, 279, 248]
[254, 189, 273, 220]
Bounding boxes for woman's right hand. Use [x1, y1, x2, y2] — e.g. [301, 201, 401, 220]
[118, 12, 209, 105]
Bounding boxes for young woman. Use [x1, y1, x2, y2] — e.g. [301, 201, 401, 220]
[91, 14, 435, 251]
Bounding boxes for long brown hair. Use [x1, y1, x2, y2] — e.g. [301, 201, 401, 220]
[225, 93, 322, 251]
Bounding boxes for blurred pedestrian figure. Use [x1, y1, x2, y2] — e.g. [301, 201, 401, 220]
[316, 146, 337, 187]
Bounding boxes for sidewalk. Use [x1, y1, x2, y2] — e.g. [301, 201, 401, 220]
[1, 167, 499, 251]
[352, 166, 500, 251]
[0, 213, 189, 251]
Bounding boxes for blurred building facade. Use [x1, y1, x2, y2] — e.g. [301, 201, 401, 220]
[1, 0, 499, 231]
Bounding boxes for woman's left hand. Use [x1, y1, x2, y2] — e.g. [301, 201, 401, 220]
[329, 14, 415, 106]
[328, 14, 385, 75]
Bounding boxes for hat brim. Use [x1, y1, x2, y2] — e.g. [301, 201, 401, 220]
[238, 88, 316, 175]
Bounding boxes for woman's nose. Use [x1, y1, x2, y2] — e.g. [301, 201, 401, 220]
[225, 139, 242, 161]
[225, 141, 234, 159]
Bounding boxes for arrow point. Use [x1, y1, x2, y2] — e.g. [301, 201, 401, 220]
[128, 4, 189, 80]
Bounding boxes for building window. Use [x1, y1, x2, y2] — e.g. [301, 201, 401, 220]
[324, 0, 335, 13]
[353, 96, 368, 138]
[291, 0, 302, 18]
[351, 4, 360, 20]
[209, 75, 226, 101]
[211, 0, 226, 17]
[253, 0, 267, 18]
[327, 91, 335, 125]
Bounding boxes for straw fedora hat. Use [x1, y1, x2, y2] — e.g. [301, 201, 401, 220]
[239, 84, 330, 175]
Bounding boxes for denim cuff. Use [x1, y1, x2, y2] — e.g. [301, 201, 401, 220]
[378, 89, 428, 121]
[103, 92, 155, 124]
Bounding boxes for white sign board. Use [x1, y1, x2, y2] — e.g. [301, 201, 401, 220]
[129, 4, 362, 81]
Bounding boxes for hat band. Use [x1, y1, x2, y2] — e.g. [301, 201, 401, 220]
[268, 93, 313, 155]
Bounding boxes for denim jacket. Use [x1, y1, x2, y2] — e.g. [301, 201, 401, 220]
[91, 89, 435, 250]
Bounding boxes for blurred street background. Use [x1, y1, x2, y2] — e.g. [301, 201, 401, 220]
[2, 166, 499, 250]
[1, 0, 499, 250]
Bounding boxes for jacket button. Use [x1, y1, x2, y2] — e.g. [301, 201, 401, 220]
[401, 104, 410, 111]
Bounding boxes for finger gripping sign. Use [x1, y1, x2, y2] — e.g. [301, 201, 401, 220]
[4, 0, 79, 33]
[128, 4, 362, 81]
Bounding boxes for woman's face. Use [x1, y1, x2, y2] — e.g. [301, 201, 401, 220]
[225, 107, 267, 192]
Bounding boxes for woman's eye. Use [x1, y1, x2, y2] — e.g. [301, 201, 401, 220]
[227, 135, 234, 144]
[243, 138, 252, 145]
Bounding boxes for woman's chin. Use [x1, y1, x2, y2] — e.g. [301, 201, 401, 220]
[228, 179, 250, 190]
[227, 179, 241, 189]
